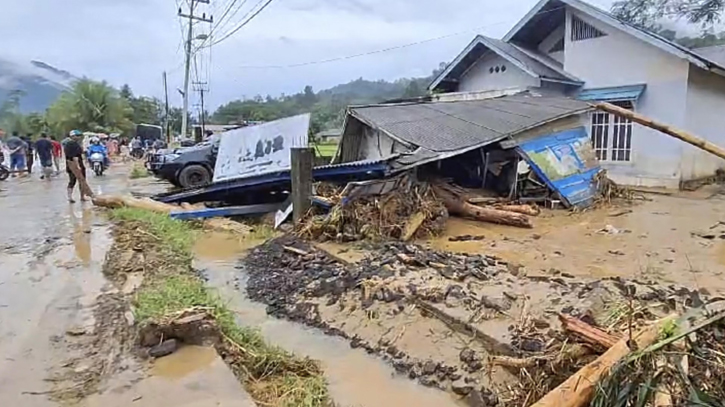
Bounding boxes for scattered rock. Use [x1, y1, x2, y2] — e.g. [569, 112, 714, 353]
[451, 379, 474, 396]
[459, 348, 477, 363]
[421, 360, 438, 375]
[149, 339, 178, 358]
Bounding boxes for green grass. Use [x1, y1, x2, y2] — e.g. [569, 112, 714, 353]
[111, 207, 329, 407]
[110, 207, 196, 256]
[312, 142, 338, 158]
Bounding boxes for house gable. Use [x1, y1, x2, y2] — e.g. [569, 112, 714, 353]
[459, 52, 539, 93]
[429, 35, 581, 93]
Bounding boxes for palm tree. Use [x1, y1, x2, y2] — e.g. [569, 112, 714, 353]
[46, 79, 134, 136]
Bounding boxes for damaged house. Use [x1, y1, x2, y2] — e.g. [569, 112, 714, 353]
[428, 0, 725, 188]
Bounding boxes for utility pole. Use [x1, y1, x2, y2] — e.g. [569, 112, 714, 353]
[162, 71, 170, 143]
[178, 0, 212, 140]
[193, 80, 208, 142]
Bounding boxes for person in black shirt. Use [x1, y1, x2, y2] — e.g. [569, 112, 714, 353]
[23, 134, 34, 174]
[63, 130, 87, 203]
[35, 133, 54, 179]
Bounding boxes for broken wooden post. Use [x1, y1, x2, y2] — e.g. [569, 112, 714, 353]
[595, 102, 725, 160]
[291, 147, 314, 224]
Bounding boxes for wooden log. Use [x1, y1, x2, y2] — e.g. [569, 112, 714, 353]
[493, 204, 541, 216]
[595, 102, 725, 160]
[433, 183, 532, 228]
[530, 315, 675, 407]
[558, 314, 620, 349]
[67, 160, 95, 198]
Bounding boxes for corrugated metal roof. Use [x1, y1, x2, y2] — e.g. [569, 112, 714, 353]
[349, 94, 592, 153]
[695, 45, 725, 67]
[578, 84, 646, 102]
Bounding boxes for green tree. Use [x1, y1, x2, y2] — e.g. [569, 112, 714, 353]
[46, 79, 134, 136]
[0, 89, 29, 135]
[612, 0, 724, 29]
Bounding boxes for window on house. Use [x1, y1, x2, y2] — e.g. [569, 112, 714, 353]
[571, 15, 606, 41]
[590, 101, 633, 162]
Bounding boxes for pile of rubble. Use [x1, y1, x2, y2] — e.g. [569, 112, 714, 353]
[242, 235, 721, 405]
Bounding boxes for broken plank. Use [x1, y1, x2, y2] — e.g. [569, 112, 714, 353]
[414, 298, 515, 356]
[169, 203, 282, 220]
[402, 212, 427, 242]
[283, 246, 309, 256]
[558, 313, 620, 349]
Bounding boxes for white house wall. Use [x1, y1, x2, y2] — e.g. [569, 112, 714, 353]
[565, 8, 690, 187]
[459, 52, 539, 93]
[681, 67, 725, 180]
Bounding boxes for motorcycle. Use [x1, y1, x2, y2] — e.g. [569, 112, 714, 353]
[89, 152, 105, 176]
[0, 153, 8, 181]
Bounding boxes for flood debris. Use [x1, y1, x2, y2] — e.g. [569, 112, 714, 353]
[242, 233, 717, 404]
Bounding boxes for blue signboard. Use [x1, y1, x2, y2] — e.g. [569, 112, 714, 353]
[517, 127, 601, 208]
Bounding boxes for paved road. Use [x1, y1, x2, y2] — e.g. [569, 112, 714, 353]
[0, 167, 128, 406]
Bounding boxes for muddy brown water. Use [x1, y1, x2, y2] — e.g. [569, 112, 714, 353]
[0, 167, 133, 406]
[193, 233, 465, 407]
[427, 191, 725, 295]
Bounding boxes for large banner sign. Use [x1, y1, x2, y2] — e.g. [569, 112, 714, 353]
[213, 114, 310, 182]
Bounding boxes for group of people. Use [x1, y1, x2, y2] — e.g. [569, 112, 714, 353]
[0, 130, 106, 203]
[2, 132, 63, 177]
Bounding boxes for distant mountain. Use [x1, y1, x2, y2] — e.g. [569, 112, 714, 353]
[0, 58, 76, 113]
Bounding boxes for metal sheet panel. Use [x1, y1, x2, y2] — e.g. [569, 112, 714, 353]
[577, 84, 646, 102]
[517, 127, 601, 208]
[213, 114, 310, 182]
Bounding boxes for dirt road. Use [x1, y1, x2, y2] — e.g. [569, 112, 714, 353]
[0, 169, 127, 405]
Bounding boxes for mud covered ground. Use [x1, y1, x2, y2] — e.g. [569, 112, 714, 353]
[243, 234, 713, 405]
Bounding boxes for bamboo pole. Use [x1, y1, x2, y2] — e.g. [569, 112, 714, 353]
[595, 102, 725, 160]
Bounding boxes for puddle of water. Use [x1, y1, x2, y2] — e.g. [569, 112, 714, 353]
[152, 345, 217, 380]
[194, 253, 464, 407]
[194, 232, 266, 263]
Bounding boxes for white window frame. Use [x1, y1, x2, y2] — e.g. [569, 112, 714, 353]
[590, 100, 634, 163]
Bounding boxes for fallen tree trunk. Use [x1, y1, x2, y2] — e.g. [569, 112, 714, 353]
[93, 194, 251, 235]
[596, 102, 725, 161]
[530, 315, 675, 407]
[493, 204, 541, 217]
[559, 313, 620, 349]
[433, 183, 532, 228]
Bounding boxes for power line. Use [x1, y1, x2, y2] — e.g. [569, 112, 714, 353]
[230, 5, 566, 69]
[206, 0, 275, 47]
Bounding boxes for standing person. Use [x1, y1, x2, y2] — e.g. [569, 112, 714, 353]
[6, 132, 27, 176]
[64, 130, 88, 203]
[23, 134, 34, 174]
[35, 133, 54, 179]
[50, 135, 63, 174]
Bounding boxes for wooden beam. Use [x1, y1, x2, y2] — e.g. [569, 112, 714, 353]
[595, 102, 725, 161]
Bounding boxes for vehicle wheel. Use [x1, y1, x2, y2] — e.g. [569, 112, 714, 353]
[178, 164, 211, 188]
[0, 167, 9, 181]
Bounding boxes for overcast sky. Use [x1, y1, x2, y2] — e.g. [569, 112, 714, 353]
[1, 0, 615, 110]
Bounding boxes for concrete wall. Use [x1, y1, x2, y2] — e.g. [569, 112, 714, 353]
[565, 9, 691, 187]
[681, 67, 725, 180]
[459, 52, 539, 93]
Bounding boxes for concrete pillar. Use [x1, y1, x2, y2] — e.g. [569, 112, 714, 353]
[290, 147, 314, 224]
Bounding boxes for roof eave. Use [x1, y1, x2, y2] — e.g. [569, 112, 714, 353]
[428, 36, 484, 91]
